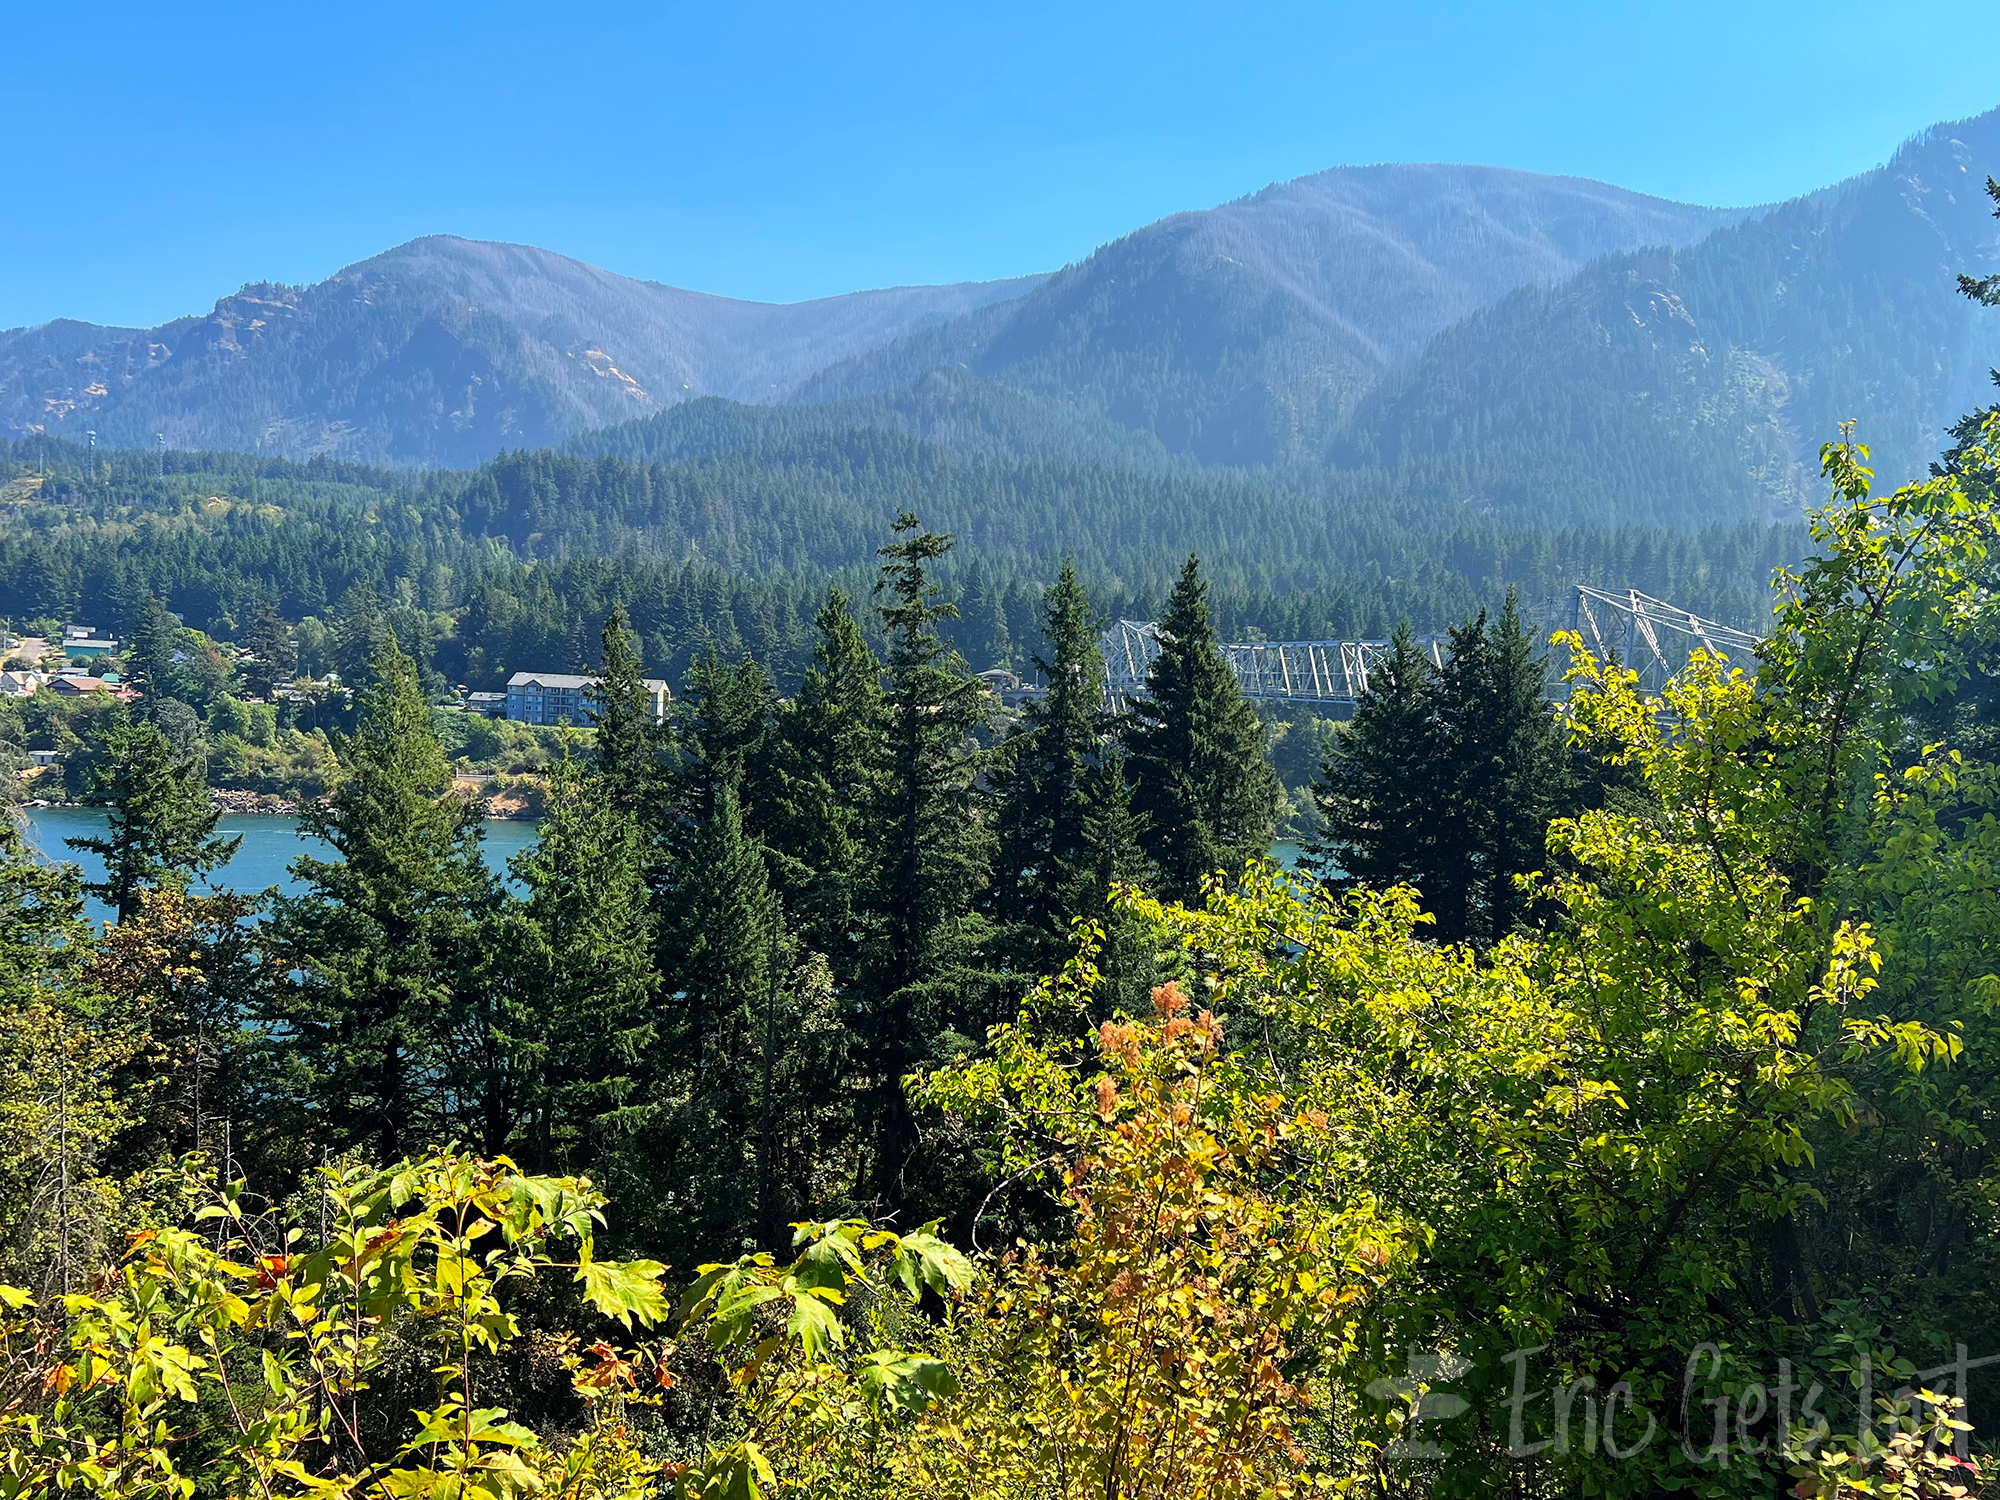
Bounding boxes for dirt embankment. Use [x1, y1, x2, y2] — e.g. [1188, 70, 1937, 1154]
[452, 776, 543, 820]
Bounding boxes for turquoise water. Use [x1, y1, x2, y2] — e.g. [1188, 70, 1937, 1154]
[15, 809, 1308, 928]
[17, 807, 540, 926]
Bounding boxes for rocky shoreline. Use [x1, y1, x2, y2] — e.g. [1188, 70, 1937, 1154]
[210, 787, 302, 816]
[22, 788, 539, 821]
[205, 787, 539, 819]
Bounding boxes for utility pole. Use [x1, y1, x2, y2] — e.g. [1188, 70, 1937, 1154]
[85, 430, 96, 483]
[156, 433, 165, 479]
[56, 1061, 71, 1299]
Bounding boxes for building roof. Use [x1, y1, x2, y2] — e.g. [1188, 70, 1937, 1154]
[508, 672, 594, 690]
[48, 676, 136, 698]
[507, 671, 670, 693]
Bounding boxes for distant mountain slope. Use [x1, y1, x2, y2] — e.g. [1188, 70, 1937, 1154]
[797, 166, 1744, 462]
[0, 239, 1043, 467]
[1335, 108, 2000, 526]
[11, 114, 2000, 518]
[566, 365, 1180, 470]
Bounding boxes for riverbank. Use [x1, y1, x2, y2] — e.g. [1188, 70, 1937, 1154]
[21, 785, 542, 821]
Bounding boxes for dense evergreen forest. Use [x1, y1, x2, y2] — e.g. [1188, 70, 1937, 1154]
[7, 182, 2000, 1500]
[0, 419, 1800, 702]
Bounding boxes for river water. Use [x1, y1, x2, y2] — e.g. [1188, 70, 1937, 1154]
[17, 808, 540, 927]
[14, 809, 1308, 928]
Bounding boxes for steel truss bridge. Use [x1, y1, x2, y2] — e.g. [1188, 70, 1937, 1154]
[1074, 586, 1760, 709]
[1099, 621, 1438, 709]
[1565, 585, 1761, 697]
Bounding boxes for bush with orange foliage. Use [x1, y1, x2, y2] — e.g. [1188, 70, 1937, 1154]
[898, 968, 1398, 1499]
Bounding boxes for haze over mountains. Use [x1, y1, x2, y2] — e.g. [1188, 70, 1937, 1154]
[0, 245, 1042, 467]
[0, 167, 1739, 471]
[4, 104, 1999, 527]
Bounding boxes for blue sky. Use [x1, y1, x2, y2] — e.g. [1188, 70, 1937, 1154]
[4, 0, 1996, 330]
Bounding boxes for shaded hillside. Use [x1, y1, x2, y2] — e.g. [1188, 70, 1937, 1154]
[565, 366, 1180, 469]
[798, 166, 1742, 462]
[1335, 109, 2000, 525]
[0, 239, 1042, 467]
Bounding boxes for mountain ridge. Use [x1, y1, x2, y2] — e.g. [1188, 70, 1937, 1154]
[5, 111, 1997, 520]
[0, 164, 1742, 470]
[1331, 107, 2000, 525]
[794, 164, 1748, 462]
[0, 238, 1045, 467]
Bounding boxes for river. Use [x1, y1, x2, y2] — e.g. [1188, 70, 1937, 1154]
[17, 808, 541, 926]
[14, 809, 1308, 928]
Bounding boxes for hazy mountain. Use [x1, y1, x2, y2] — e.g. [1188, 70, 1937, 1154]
[566, 364, 1181, 470]
[0, 239, 1043, 467]
[1335, 108, 2000, 525]
[9, 111, 1999, 521]
[795, 166, 1746, 462]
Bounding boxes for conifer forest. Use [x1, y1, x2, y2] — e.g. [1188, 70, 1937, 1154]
[6, 142, 2000, 1500]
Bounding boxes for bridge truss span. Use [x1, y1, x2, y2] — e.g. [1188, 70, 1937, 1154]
[1101, 620, 1443, 710]
[1566, 586, 1761, 697]
[1083, 586, 1759, 712]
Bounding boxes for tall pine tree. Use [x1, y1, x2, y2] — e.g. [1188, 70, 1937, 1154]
[68, 716, 240, 924]
[267, 642, 494, 1159]
[667, 652, 777, 830]
[123, 592, 183, 712]
[497, 751, 656, 1172]
[330, 584, 393, 693]
[239, 606, 298, 702]
[1306, 624, 1446, 895]
[1121, 555, 1279, 903]
[992, 559, 1110, 973]
[861, 513, 993, 1200]
[646, 781, 780, 1260]
[1434, 594, 1567, 943]
[1310, 600, 1568, 945]
[586, 604, 658, 816]
[768, 588, 886, 969]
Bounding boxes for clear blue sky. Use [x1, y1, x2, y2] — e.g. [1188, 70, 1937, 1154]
[5, 0, 1997, 331]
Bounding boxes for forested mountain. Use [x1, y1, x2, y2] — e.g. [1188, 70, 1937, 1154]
[13, 114, 1999, 525]
[1334, 109, 2000, 524]
[0, 433, 1801, 694]
[566, 365, 1181, 470]
[796, 110, 2000, 512]
[796, 166, 1744, 462]
[0, 239, 1043, 467]
[1, 166, 1740, 475]
[5, 111, 1999, 612]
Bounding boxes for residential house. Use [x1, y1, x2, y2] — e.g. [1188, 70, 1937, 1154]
[0, 670, 47, 697]
[51, 676, 137, 701]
